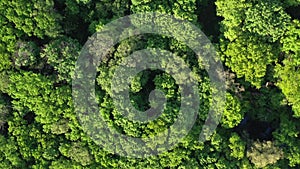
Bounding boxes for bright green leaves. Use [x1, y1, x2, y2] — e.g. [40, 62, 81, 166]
[75, 0, 92, 4]
[131, 0, 197, 22]
[97, 36, 146, 94]
[0, 52, 12, 72]
[0, 0, 299, 168]
[0, 135, 26, 168]
[2, 0, 62, 38]
[0, 9, 18, 71]
[7, 71, 75, 135]
[98, 70, 180, 139]
[228, 133, 246, 159]
[217, 0, 290, 88]
[216, 0, 291, 42]
[153, 73, 178, 99]
[0, 9, 22, 53]
[131, 0, 172, 14]
[275, 20, 300, 117]
[8, 71, 52, 100]
[172, 0, 197, 22]
[5, 70, 85, 166]
[221, 93, 244, 128]
[281, 20, 300, 57]
[216, 0, 251, 41]
[275, 61, 300, 117]
[244, 0, 291, 43]
[221, 35, 277, 88]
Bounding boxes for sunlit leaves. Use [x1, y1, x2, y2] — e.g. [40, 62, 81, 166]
[2, 0, 62, 38]
[244, 0, 291, 42]
[275, 20, 300, 117]
[221, 93, 244, 128]
[228, 133, 246, 159]
[221, 35, 277, 88]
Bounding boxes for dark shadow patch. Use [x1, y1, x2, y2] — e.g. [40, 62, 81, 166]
[23, 112, 36, 125]
[197, 0, 222, 43]
[286, 5, 300, 20]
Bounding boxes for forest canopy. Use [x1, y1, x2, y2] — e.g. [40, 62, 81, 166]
[0, 0, 300, 168]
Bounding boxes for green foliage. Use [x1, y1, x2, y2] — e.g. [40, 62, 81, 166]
[273, 113, 300, 167]
[243, 0, 291, 42]
[0, 6, 19, 71]
[0, 72, 10, 93]
[0, 8, 22, 54]
[217, 0, 289, 88]
[0, 135, 26, 168]
[285, 0, 300, 6]
[87, 0, 131, 33]
[275, 20, 300, 117]
[220, 35, 277, 88]
[0, 0, 299, 168]
[12, 41, 39, 68]
[221, 93, 244, 128]
[131, 0, 197, 22]
[1, 0, 62, 38]
[41, 37, 81, 83]
[51, 119, 70, 135]
[275, 60, 300, 118]
[130, 71, 150, 93]
[0, 52, 12, 72]
[247, 140, 284, 168]
[59, 142, 93, 166]
[216, 0, 251, 41]
[228, 133, 246, 159]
